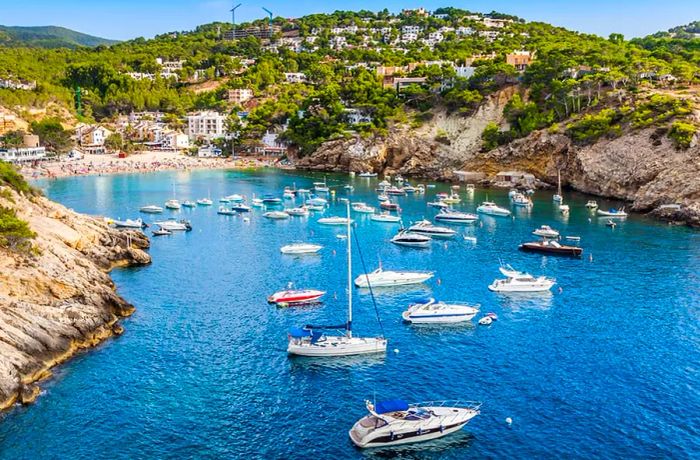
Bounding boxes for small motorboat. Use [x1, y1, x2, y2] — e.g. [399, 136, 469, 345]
[222, 194, 244, 203]
[153, 219, 192, 231]
[386, 186, 406, 196]
[231, 204, 251, 213]
[511, 193, 532, 207]
[358, 171, 378, 178]
[286, 206, 310, 217]
[264, 211, 290, 220]
[377, 193, 389, 202]
[434, 209, 478, 224]
[354, 267, 433, 288]
[606, 220, 617, 228]
[262, 195, 282, 205]
[352, 202, 376, 214]
[391, 230, 432, 248]
[427, 201, 449, 209]
[280, 243, 323, 254]
[380, 201, 400, 211]
[344, 185, 354, 192]
[349, 399, 481, 448]
[306, 196, 328, 206]
[306, 204, 325, 212]
[112, 218, 146, 229]
[519, 240, 583, 257]
[489, 272, 556, 292]
[585, 200, 599, 209]
[267, 288, 325, 306]
[370, 212, 401, 223]
[151, 228, 172, 236]
[182, 200, 196, 208]
[478, 315, 494, 325]
[463, 235, 477, 244]
[597, 207, 628, 218]
[442, 193, 461, 204]
[251, 198, 264, 208]
[139, 205, 163, 214]
[476, 201, 511, 217]
[313, 180, 330, 193]
[217, 206, 237, 216]
[532, 225, 560, 238]
[318, 216, 352, 225]
[403, 184, 416, 194]
[165, 199, 181, 210]
[196, 198, 213, 206]
[408, 220, 456, 238]
[402, 298, 479, 324]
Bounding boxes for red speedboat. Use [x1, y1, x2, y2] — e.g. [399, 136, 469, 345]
[380, 201, 401, 211]
[267, 289, 325, 305]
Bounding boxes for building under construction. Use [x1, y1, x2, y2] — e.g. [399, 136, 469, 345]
[223, 25, 281, 40]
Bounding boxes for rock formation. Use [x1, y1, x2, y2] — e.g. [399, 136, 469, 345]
[0, 186, 150, 410]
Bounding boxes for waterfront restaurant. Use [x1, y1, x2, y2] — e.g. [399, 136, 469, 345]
[0, 146, 47, 164]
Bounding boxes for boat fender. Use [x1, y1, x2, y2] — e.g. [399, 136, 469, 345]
[389, 431, 394, 441]
[416, 427, 422, 435]
[506, 417, 513, 426]
[393, 348, 399, 354]
[439, 424, 444, 433]
[437, 279, 441, 286]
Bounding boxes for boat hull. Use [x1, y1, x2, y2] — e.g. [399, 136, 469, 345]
[402, 311, 477, 323]
[287, 337, 387, 357]
[519, 243, 582, 257]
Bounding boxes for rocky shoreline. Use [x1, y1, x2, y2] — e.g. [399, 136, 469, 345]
[0, 186, 150, 410]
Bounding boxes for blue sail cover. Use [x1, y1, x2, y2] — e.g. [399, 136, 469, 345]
[288, 327, 312, 338]
[375, 400, 409, 414]
[411, 297, 433, 305]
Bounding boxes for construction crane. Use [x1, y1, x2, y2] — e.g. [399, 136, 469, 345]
[230, 3, 242, 39]
[262, 7, 273, 38]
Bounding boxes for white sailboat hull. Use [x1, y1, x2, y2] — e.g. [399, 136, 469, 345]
[287, 336, 387, 357]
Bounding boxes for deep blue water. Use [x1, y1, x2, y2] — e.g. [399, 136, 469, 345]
[1, 169, 699, 459]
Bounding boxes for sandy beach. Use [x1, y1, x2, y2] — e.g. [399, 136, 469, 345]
[19, 151, 280, 179]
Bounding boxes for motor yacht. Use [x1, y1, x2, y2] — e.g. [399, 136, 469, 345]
[370, 212, 401, 223]
[264, 211, 290, 220]
[280, 243, 323, 255]
[358, 171, 378, 178]
[532, 225, 559, 238]
[268, 289, 325, 306]
[519, 240, 582, 257]
[262, 195, 282, 205]
[196, 198, 213, 206]
[231, 203, 251, 213]
[408, 220, 456, 238]
[251, 198, 264, 208]
[220, 194, 244, 203]
[427, 201, 449, 209]
[434, 209, 478, 223]
[488, 272, 555, 292]
[139, 205, 163, 214]
[217, 206, 237, 216]
[165, 199, 181, 210]
[391, 230, 432, 248]
[306, 196, 328, 207]
[511, 193, 532, 207]
[402, 298, 480, 324]
[476, 202, 511, 217]
[354, 267, 433, 288]
[597, 207, 628, 218]
[286, 206, 310, 217]
[352, 203, 376, 214]
[313, 180, 330, 193]
[153, 219, 192, 231]
[442, 193, 461, 204]
[112, 218, 146, 229]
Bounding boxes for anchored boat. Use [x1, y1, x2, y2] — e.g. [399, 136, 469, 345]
[408, 220, 457, 238]
[391, 230, 432, 248]
[402, 298, 480, 324]
[519, 240, 582, 257]
[354, 267, 433, 288]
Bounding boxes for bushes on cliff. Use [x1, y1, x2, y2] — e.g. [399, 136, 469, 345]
[0, 161, 35, 195]
[566, 109, 622, 143]
[0, 206, 35, 253]
[668, 121, 696, 149]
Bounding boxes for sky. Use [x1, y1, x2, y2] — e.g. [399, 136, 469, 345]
[2, 0, 699, 41]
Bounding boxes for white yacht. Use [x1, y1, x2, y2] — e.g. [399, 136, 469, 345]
[358, 171, 378, 178]
[402, 298, 480, 324]
[532, 225, 560, 238]
[182, 200, 196, 208]
[306, 196, 328, 207]
[476, 201, 511, 217]
[370, 212, 401, 223]
[489, 273, 556, 292]
[408, 220, 457, 238]
[287, 203, 387, 357]
[441, 193, 461, 204]
[354, 267, 433, 288]
[286, 206, 310, 217]
[217, 206, 237, 216]
[434, 209, 479, 223]
[352, 202, 376, 214]
[427, 201, 449, 209]
[512, 193, 532, 207]
[139, 205, 163, 214]
[280, 243, 323, 255]
[251, 197, 264, 208]
[314, 179, 330, 193]
[196, 198, 213, 206]
[318, 216, 352, 225]
[112, 218, 145, 229]
[391, 230, 432, 248]
[153, 219, 191, 231]
[165, 199, 181, 210]
[597, 207, 628, 218]
[263, 211, 290, 220]
[349, 399, 481, 448]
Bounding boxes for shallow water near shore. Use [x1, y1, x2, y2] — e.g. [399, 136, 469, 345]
[1, 169, 699, 459]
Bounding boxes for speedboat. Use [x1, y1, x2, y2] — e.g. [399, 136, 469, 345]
[352, 202, 376, 214]
[519, 240, 582, 257]
[262, 195, 282, 205]
[280, 243, 323, 255]
[386, 186, 406, 196]
[112, 218, 146, 229]
[358, 171, 378, 178]
[511, 193, 532, 207]
[476, 202, 511, 217]
[402, 298, 480, 324]
[251, 198, 264, 208]
[585, 200, 598, 209]
[597, 208, 628, 218]
[217, 206, 237, 216]
[442, 193, 461, 204]
[427, 201, 449, 209]
[489, 272, 555, 292]
[263, 211, 290, 219]
[380, 201, 400, 211]
[318, 216, 352, 225]
[434, 209, 478, 223]
[165, 199, 181, 210]
[349, 399, 481, 448]
[139, 205, 163, 214]
[231, 203, 251, 213]
[403, 184, 416, 194]
[182, 200, 196, 208]
[306, 196, 328, 206]
[391, 230, 432, 248]
[268, 289, 325, 306]
[377, 194, 389, 202]
[286, 206, 310, 217]
[151, 227, 172, 236]
[354, 267, 433, 288]
[408, 220, 456, 238]
[306, 204, 326, 212]
[196, 198, 213, 206]
[220, 194, 244, 203]
[153, 219, 192, 231]
[370, 212, 401, 223]
[377, 180, 391, 188]
[532, 225, 559, 238]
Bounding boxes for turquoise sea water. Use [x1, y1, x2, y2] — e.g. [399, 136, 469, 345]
[1, 169, 699, 459]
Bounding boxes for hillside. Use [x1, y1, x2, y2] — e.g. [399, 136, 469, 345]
[0, 25, 117, 49]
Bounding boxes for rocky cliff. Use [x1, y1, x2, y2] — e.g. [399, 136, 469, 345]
[0, 186, 150, 410]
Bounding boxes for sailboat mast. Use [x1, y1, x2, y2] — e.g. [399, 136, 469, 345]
[346, 201, 352, 338]
[557, 169, 562, 196]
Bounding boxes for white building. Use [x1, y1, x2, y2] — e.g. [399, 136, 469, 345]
[456, 26, 474, 36]
[186, 111, 226, 140]
[227, 88, 254, 104]
[401, 25, 422, 35]
[283, 72, 307, 84]
[483, 18, 512, 28]
[161, 131, 190, 151]
[456, 66, 476, 79]
[479, 30, 501, 41]
[0, 147, 46, 163]
[401, 33, 418, 43]
[76, 124, 113, 153]
[330, 36, 348, 49]
[197, 146, 222, 158]
[428, 32, 444, 42]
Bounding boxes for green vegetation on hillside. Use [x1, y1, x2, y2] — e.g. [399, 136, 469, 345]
[0, 25, 117, 49]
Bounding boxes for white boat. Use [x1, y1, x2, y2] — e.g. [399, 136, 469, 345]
[139, 205, 163, 214]
[352, 202, 376, 214]
[377, 180, 391, 188]
[112, 218, 145, 229]
[391, 230, 432, 248]
[377, 193, 389, 202]
[264, 211, 290, 220]
[283, 191, 295, 200]
[286, 206, 310, 217]
[512, 193, 532, 207]
[553, 169, 563, 203]
[370, 212, 401, 223]
[585, 200, 598, 209]
[597, 207, 628, 218]
[532, 225, 560, 238]
[402, 298, 480, 324]
[251, 198, 264, 208]
[306, 196, 328, 206]
[358, 171, 378, 178]
[476, 201, 511, 217]
[489, 274, 556, 292]
[318, 216, 352, 225]
[153, 219, 191, 231]
[182, 200, 196, 208]
[434, 209, 479, 223]
[221, 194, 244, 203]
[165, 199, 181, 210]
[408, 220, 456, 238]
[354, 267, 433, 288]
[508, 189, 518, 199]
[314, 180, 330, 193]
[442, 193, 461, 204]
[427, 201, 449, 209]
[217, 206, 237, 216]
[231, 203, 251, 213]
[349, 399, 481, 448]
[306, 204, 326, 212]
[280, 243, 323, 255]
[344, 185, 354, 192]
[287, 203, 387, 357]
[196, 198, 213, 206]
[560, 204, 570, 215]
[403, 184, 416, 194]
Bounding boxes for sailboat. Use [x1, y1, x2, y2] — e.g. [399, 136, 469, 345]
[553, 169, 563, 203]
[287, 202, 387, 357]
